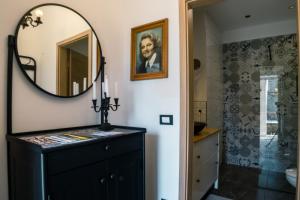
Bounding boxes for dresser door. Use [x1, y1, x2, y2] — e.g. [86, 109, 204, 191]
[108, 151, 143, 200]
[47, 161, 108, 200]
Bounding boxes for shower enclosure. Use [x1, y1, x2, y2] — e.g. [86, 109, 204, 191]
[223, 34, 298, 193]
[259, 66, 298, 192]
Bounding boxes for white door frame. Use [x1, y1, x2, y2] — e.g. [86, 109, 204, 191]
[178, 0, 300, 199]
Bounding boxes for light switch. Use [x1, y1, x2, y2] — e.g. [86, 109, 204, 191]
[159, 115, 173, 125]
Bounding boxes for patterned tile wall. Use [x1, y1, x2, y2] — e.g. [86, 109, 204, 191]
[223, 34, 298, 171]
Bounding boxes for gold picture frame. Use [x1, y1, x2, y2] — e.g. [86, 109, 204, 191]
[131, 18, 168, 81]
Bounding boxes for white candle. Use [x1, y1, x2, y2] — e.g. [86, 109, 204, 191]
[83, 77, 87, 91]
[93, 81, 96, 99]
[114, 82, 119, 97]
[73, 82, 76, 95]
[102, 82, 105, 97]
[76, 83, 79, 94]
[104, 75, 109, 97]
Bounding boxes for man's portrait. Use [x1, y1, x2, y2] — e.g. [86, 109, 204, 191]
[131, 19, 168, 81]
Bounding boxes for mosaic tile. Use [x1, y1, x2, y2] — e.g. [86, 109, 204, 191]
[223, 34, 298, 171]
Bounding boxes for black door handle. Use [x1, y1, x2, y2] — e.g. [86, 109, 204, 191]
[99, 177, 106, 184]
[110, 174, 115, 180]
[105, 145, 110, 151]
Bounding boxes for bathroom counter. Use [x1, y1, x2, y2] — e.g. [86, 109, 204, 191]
[193, 127, 220, 143]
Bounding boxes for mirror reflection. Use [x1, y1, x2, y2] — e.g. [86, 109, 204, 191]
[17, 5, 101, 97]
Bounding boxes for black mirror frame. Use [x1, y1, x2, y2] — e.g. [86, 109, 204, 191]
[14, 3, 104, 98]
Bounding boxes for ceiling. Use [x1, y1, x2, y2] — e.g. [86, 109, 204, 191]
[200, 0, 296, 31]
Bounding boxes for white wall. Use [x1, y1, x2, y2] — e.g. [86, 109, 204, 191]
[204, 13, 224, 164]
[222, 19, 297, 43]
[204, 14, 223, 129]
[193, 10, 207, 102]
[110, 1, 180, 199]
[193, 11, 223, 128]
[193, 11, 223, 163]
[0, 1, 180, 200]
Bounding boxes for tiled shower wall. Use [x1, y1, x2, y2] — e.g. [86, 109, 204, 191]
[223, 34, 298, 171]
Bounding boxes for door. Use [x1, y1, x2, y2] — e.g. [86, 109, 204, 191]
[108, 152, 143, 200]
[56, 30, 91, 96]
[69, 49, 88, 94]
[47, 161, 108, 200]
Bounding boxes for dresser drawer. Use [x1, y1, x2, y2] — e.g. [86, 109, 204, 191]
[193, 133, 218, 163]
[198, 153, 218, 189]
[192, 152, 218, 200]
[46, 134, 143, 175]
[192, 161, 204, 200]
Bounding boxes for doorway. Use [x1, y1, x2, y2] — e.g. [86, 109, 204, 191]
[57, 30, 92, 96]
[179, 0, 300, 200]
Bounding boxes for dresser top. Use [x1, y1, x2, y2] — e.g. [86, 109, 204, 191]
[7, 125, 146, 152]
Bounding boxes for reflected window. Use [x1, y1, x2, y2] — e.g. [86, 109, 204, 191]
[260, 75, 279, 135]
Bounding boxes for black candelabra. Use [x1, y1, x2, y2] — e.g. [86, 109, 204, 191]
[92, 92, 120, 131]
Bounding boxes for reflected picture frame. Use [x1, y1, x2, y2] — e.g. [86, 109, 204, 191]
[131, 18, 168, 81]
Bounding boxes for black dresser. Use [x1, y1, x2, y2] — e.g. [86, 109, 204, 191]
[7, 125, 145, 200]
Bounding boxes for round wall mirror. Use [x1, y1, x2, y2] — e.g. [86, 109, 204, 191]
[15, 4, 102, 97]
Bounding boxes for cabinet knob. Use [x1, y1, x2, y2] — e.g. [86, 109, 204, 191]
[197, 155, 200, 159]
[105, 145, 110, 151]
[110, 174, 115, 180]
[196, 179, 200, 183]
[100, 178, 106, 184]
[216, 143, 219, 146]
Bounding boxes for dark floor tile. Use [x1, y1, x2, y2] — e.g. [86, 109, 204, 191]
[266, 175, 295, 193]
[240, 174, 260, 189]
[257, 174, 268, 188]
[231, 185, 249, 199]
[208, 164, 296, 200]
[265, 190, 295, 200]
[237, 188, 265, 200]
[211, 182, 236, 199]
[259, 171, 296, 193]
[260, 169, 270, 176]
[211, 190, 234, 199]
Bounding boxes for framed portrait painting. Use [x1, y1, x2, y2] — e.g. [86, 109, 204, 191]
[131, 19, 168, 81]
